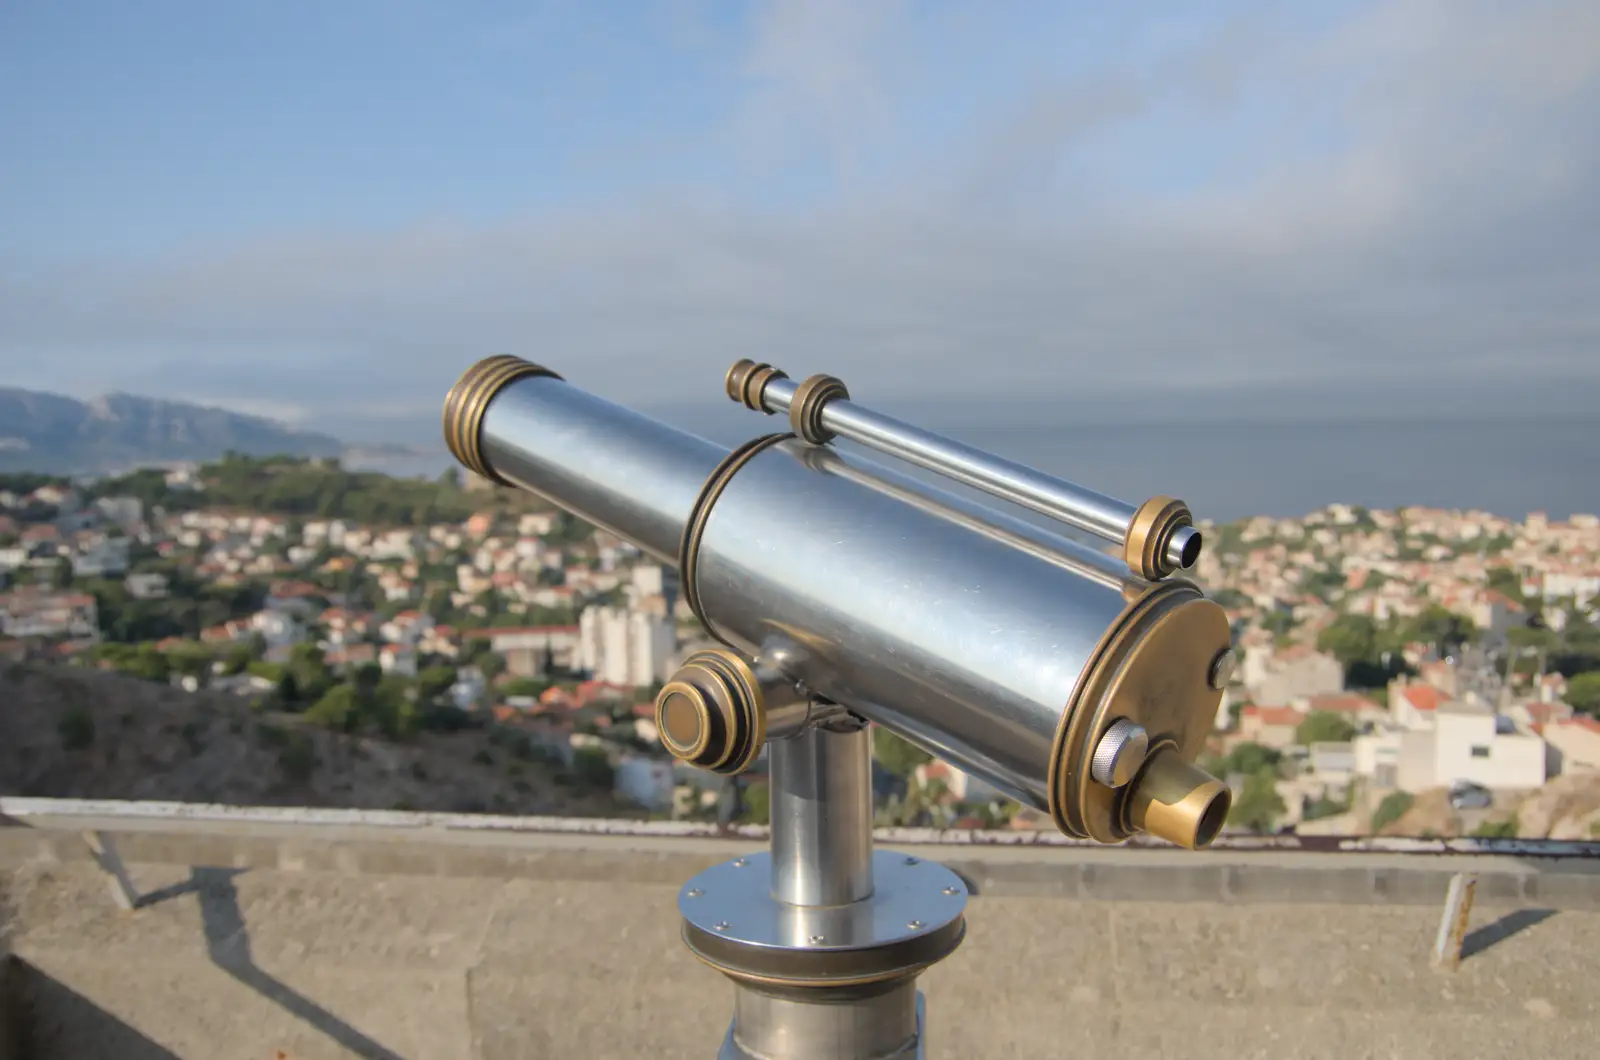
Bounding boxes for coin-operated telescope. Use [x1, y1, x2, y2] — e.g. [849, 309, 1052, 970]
[443, 356, 1236, 1060]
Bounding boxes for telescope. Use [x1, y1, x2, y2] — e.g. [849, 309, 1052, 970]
[443, 355, 1236, 1060]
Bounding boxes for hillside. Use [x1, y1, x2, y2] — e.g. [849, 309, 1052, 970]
[0, 663, 631, 818]
[0, 387, 345, 473]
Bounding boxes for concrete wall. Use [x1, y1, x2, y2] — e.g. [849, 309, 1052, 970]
[4, 813, 1599, 1059]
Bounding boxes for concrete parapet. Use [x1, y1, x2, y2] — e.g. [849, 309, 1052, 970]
[2, 802, 1598, 910]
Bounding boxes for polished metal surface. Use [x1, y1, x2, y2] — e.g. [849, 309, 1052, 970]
[679, 851, 968, 953]
[770, 725, 876, 907]
[1090, 718, 1150, 789]
[757, 374, 1164, 560]
[1167, 524, 1202, 572]
[720, 982, 923, 1060]
[693, 437, 1137, 815]
[796, 445, 1133, 593]
[476, 373, 726, 564]
[1208, 647, 1238, 691]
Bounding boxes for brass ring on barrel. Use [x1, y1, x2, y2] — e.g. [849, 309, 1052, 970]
[442, 355, 563, 484]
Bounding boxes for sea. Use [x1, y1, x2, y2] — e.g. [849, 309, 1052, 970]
[356, 414, 1600, 524]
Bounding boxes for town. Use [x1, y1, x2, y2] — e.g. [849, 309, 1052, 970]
[2, 455, 1598, 840]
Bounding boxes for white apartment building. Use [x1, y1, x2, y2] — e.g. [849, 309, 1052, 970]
[1356, 701, 1547, 793]
[579, 606, 675, 688]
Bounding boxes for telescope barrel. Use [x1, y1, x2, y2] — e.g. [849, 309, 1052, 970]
[726, 360, 1202, 581]
[445, 355, 1234, 849]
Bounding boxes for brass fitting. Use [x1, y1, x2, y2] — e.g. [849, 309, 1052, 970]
[789, 373, 850, 445]
[442, 355, 562, 484]
[1048, 580, 1234, 847]
[655, 649, 769, 775]
[725, 359, 788, 413]
[1123, 495, 1195, 581]
[1123, 744, 1232, 851]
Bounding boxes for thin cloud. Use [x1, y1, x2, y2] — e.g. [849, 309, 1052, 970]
[0, 0, 1596, 435]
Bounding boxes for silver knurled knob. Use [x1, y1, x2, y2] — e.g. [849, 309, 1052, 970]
[1090, 717, 1150, 789]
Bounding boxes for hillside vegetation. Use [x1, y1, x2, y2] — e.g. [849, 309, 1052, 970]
[0, 663, 629, 818]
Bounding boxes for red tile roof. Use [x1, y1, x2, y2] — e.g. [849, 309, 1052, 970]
[1402, 684, 1444, 712]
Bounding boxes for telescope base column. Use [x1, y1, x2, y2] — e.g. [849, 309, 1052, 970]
[717, 985, 927, 1060]
[679, 850, 967, 1060]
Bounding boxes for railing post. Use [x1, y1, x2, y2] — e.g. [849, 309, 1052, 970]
[1432, 872, 1477, 972]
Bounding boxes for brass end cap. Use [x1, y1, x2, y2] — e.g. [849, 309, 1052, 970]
[1122, 745, 1231, 850]
[654, 649, 767, 774]
[789, 373, 849, 444]
[724, 359, 787, 413]
[1123, 495, 1196, 580]
[442, 355, 562, 483]
[1049, 583, 1232, 844]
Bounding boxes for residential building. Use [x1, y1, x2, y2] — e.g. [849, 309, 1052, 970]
[476, 624, 579, 676]
[71, 537, 130, 577]
[1362, 700, 1547, 794]
[1389, 680, 1445, 730]
[615, 756, 676, 811]
[125, 572, 170, 599]
[1242, 645, 1343, 706]
[1545, 717, 1600, 775]
[1237, 705, 1303, 749]
[0, 587, 99, 640]
[379, 644, 418, 678]
[579, 607, 674, 688]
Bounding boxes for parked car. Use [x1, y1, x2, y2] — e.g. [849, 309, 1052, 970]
[1448, 780, 1493, 811]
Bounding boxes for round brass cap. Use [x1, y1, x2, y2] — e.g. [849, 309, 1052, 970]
[441, 355, 562, 483]
[1048, 581, 1234, 847]
[654, 649, 767, 775]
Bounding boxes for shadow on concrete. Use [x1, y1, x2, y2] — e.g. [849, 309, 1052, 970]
[1462, 907, 1557, 961]
[180, 867, 406, 1060]
[8, 959, 183, 1060]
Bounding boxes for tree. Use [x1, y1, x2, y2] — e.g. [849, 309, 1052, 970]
[304, 683, 360, 731]
[59, 705, 96, 750]
[1295, 710, 1356, 746]
[742, 781, 771, 826]
[286, 643, 334, 705]
[872, 727, 932, 778]
[571, 746, 615, 791]
[417, 665, 459, 702]
[1370, 791, 1413, 833]
[1227, 770, 1285, 833]
[1486, 567, 1526, 604]
[476, 652, 506, 681]
[1567, 672, 1600, 717]
[1218, 742, 1281, 778]
[1507, 625, 1557, 652]
[1403, 605, 1477, 656]
[1317, 615, 1381, 668]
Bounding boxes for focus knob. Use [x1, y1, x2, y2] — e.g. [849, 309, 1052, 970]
[655, 649, 768, 775]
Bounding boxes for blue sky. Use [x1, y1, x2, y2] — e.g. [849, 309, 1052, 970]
[2, 1, 1597, 438]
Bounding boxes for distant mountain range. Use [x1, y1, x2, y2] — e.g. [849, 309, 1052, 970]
[0, 386, 417, 475]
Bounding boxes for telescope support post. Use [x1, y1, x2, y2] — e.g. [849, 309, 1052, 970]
[680, 717, 968, 1060]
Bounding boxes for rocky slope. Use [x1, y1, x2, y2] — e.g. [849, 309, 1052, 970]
[0, 663, 628, 817]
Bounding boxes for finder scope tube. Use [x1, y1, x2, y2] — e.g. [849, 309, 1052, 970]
[443, 355, 1235, 850]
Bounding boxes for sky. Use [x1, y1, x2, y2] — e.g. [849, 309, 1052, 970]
[1, 0, 1598, 441]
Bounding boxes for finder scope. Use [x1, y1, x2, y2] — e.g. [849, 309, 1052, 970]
[443, 355, 1237, 1059]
